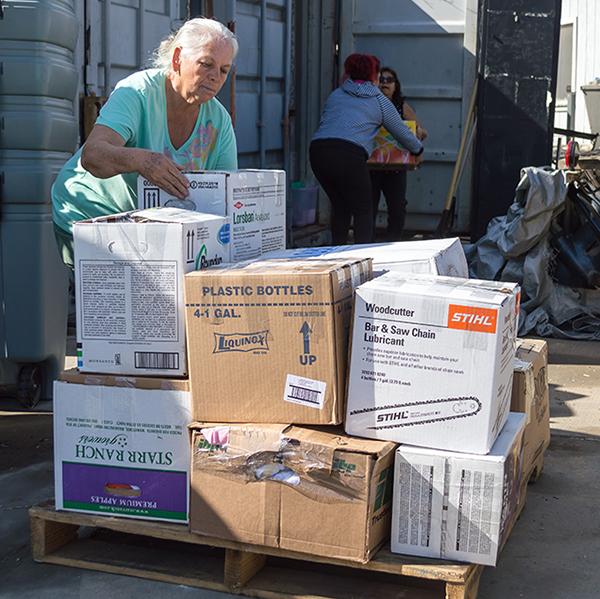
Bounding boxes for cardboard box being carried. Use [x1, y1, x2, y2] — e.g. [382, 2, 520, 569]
[74, 208, 230, 376]
[185, 258, 372, 424]
[391, 413, 526, 566]
[345, 274, 520, 454]
[264, 237, 468, 278]
[368, 120, 418, 169]
[511, 338, 550, 482]
[54, 370, 191, 523]
[137, 170, 286, 262]
[190, 423, 396, 562]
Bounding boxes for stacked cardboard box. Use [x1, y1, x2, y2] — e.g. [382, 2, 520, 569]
[55, 172, 287, 525]
[190, 423, 396, 562]
[390, 412, 526, 566]
[73, 207, 231, 377]
[264, 237, 469, 278]
[54, 371, 191, 523]
[344, 272, 526, 565]
[511, 338, 550, 507]
[137, 170, 286, 262]
[55, 206, 544, 568]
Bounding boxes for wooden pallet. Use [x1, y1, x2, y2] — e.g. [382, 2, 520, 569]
[30, 503, 483, 599]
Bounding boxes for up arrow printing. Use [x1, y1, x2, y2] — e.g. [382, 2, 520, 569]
[300, 321, 312, 354]
[186, 230, 195, 261]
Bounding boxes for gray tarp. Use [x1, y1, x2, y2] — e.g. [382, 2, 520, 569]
[465, 167, 600, 339]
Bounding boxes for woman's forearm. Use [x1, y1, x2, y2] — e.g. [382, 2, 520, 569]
[81, 141, 146, 179]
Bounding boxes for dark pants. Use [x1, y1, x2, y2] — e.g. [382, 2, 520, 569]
[370, 169, 408, 241]
[309, 139, 374, 245]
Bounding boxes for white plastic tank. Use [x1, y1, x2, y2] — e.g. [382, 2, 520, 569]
[0, 0, 77, 405]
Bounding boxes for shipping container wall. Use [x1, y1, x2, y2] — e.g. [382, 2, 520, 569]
[336, 0, 477, 233]
[555, 0, 600, 134]
[81, 0, 184, 96]
[210, 0, 293, 170]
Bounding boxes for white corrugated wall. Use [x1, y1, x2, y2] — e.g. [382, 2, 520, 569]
[557, 0, 600, 134]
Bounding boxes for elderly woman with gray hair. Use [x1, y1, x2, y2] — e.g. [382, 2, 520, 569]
[51, 17, 238, 268]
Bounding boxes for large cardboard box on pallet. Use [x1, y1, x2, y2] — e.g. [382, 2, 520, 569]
[264, 237, 468, 278]
[73, 208, 230, 376]
[391, 413, 526, 566]
[137, 170, 286, 262]
[185, 258, 372, 424]
[190, 423, 397, 562]
[345, 274, 520, 454]
[54, 370, 191, 523]
[511, 338, 550, 481]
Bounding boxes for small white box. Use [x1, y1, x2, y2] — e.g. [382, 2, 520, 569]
[263, 238, 468, 278]
[74, 207, 230, 376]
[346, 273, 520, 454]
[137, 170, 286, 262]
[391, 413, 526, 566]
[54, 375, 191, 523]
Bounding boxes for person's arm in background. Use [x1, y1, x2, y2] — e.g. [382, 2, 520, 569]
[81, 84, 189, 199]
[403, 101, 428, 141]
[379, 95, 424, 160]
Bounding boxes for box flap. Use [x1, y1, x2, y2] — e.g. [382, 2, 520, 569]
[285, 426, 396, 458]
[186, 257, 371, 279]
[358, 272, 518, 305]
[132, 207, 226, 224]
[58, 368, 189, 391]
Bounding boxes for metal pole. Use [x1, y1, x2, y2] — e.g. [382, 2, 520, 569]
[259, 0, 267, 167]
[137, 0, 146, 70]
[226, 0, 237, 128]
[103, 0, 112, 96]
[283, 0, 292, 177]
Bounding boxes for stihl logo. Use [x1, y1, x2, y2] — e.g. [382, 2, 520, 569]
[447, 305, 498, 333]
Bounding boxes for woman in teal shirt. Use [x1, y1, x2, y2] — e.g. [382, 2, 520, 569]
[52, 17, 239, 268]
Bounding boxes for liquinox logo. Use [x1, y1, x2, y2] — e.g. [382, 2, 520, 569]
[213, 331, 269, 353]
[195, 244, 223, 270]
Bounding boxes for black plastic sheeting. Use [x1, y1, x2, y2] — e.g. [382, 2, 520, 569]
[465, 167, 600, 340]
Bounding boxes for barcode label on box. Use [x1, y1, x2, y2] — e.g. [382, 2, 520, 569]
[134, 352, 180, 370]
[283, 374, 326, 409]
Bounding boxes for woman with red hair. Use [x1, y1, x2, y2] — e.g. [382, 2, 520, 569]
[309, 54, 423, 245]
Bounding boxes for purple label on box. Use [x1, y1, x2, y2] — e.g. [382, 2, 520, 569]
[61, 462, 187, 521]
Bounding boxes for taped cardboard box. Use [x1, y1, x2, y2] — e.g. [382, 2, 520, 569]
[74, 208, 230, 376]
[185, 258, 372, 424]
[511, 338, 550, 482]
[264, 237, 468, 278]
[137, 170, 286, 262]
[391, 413, 526, 566]
[346, 274, 520, 454]
[54, 370, 191, 523]
[190, 423, 396, 562]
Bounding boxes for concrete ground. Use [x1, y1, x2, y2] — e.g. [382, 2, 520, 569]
[1, 338, 599, 598]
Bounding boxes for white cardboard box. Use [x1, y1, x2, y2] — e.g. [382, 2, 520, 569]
[391, 412, 526, 566]
[137, 170, 286, 262]
[53, 374, 191, 523]
[74, 207, 230, 376]
[263, 238, 468, 278]
[345, 273, 520, 454]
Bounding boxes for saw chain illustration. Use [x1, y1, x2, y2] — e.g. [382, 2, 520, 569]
[349, 396, 482, 429]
